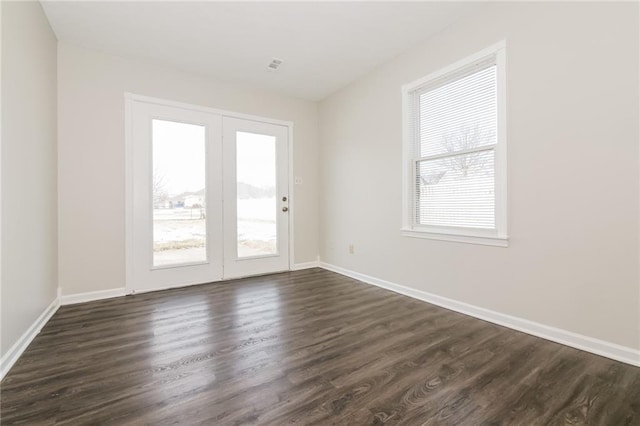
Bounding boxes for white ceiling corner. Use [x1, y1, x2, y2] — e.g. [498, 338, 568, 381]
[41, 1, 482, 101]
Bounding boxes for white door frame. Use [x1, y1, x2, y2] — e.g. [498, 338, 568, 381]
[124, 93, 295, 294]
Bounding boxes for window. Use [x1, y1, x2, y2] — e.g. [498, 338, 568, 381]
[402, 42, 507, 246]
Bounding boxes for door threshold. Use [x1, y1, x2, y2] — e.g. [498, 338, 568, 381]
[128, 268, 292, 295]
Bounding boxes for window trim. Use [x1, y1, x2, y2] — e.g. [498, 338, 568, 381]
[401, 41, 508, 247]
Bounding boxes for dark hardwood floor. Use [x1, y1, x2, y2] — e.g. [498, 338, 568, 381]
[1, 268, 639, 425]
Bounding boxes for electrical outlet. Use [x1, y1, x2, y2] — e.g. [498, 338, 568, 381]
[348, 244, 354, 254]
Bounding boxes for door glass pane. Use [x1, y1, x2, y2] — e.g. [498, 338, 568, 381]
[152, 119, 207, 267]
[236, 131, 277, 258]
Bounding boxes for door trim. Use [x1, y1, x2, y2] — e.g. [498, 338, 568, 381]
[124, 93, 295, 294]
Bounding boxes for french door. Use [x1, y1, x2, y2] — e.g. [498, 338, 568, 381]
[222, 117, 289, 279]
[128, 98, 290, 293]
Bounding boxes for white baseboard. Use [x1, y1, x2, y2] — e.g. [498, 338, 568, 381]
[60, 287, 127, 305]
[319, 262, 640, 367]
[0, 297, 60, 381]
[291, 260, 321, 271]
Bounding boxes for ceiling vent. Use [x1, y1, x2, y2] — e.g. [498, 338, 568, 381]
[267, 58, 284, 71]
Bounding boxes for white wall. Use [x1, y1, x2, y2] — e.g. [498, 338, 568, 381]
[1, 1, 58, 358]
[58, 43, 319, 296]
[319, 2, 640, 350]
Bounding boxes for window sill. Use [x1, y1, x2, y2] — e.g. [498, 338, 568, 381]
[401, 228, 509, 247]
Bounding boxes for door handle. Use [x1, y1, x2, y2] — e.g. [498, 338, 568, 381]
[282, 207, 289, 212]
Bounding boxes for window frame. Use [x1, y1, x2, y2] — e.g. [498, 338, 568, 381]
[401, 41, 508, 247]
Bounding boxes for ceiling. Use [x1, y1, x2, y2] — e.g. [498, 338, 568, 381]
[41, 1, 482, 101]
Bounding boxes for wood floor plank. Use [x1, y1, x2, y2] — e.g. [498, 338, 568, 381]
[1, 268, 638, 425]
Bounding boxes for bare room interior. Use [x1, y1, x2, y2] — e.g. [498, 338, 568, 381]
[1, 1, 639, 424]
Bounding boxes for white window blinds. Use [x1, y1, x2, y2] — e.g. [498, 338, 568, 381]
[412, 62, 498, 230]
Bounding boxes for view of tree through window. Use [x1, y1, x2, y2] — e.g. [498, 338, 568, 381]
[415, 64, 497, 229]
[152, 119, 207, 266]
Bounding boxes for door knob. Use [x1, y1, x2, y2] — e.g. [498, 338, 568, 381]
[282, 207, 289, 212]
